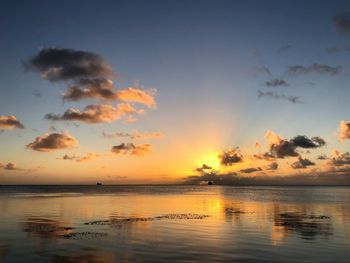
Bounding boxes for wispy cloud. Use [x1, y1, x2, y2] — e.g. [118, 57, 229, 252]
[258, 90, 303, 104]
[195, 164, 213, 173]
[26, 132, 78, 152]
[265, 79, 289, 87]
[252, 65, 272, 78]
[277, 45, 292, 53]
[287, 63, 341, 75]
[240, 167, 262, 173]
[102, 130, 163, 140]
[58, 153, 99, 162]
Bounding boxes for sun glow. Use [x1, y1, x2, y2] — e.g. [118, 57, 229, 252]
[196, 151, 221, 171]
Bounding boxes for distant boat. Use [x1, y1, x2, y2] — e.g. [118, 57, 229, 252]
[208, 181, 213, 185]
[96, 182, 102, 186]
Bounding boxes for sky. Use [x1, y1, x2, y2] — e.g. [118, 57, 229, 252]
[1, 0, 350, 184]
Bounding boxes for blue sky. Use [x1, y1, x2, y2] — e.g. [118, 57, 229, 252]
[1, 0, 350, 184]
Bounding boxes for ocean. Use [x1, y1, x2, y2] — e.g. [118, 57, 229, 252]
[0, 185, 350, 262]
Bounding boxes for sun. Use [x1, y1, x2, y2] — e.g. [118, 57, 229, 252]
[196, 151, 221, 171]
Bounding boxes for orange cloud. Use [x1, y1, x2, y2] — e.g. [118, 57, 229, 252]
[63, 80, 157, 108]
[58, 153, 99, 162]
[26, 132, 78, 152]
[116, 87, 157, 108]
[45, 103, 139, 124]
[0, 115, 24, 130]
[265, 130, 284, 145]
[4, 162, 17, 170]
[111, 143, 152, 156]
[338, 120, 350, 141]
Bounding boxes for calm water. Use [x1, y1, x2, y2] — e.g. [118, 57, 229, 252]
[1, 185, 350, 262]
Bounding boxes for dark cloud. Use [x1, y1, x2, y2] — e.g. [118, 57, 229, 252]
[277, 45, 292, 53]
[270, 140, 298, 158]
[26, 48, 156, 108]
[265, 131, 325, 159]
[317, 155, 328, 160]
[196, 164, 213, 172]
[219, 147, 243, 166]
[45, 103, 139, 124]
[111, 143, 152, 156]
[240, 167, 262, 173]
[182, 171, 350, 185]
[26, 132, 78, 152]
[258, 91, 303, 104]
[329, 151, 350, 166]
[63, 78, 115, 101]
[332, 12, 350, 35]
[291, 157, 315, 169]
[291, 136, 326, 148]
[254, 152, 276, 161]
[184, 172, 238, 185]
[25, 47, 113, 81]
[287, 63, 341, 75]
[266, 162, 279, 170]
[0, 115, 24, 130]
[265, 79, 289, 87]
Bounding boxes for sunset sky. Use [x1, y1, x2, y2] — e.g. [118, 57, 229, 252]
[1, 0, 350, 184]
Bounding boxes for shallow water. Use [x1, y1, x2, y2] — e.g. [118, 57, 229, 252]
[0, 185, 350, 262]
